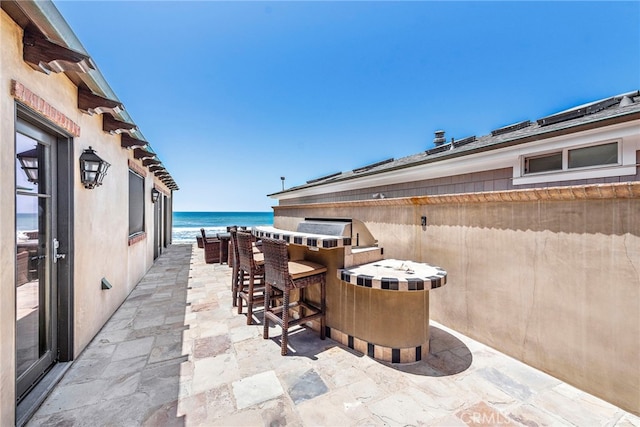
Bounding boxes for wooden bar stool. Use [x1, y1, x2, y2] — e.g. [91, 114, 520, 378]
[236, 231, 266, 324]
[261, 237, 326, 356]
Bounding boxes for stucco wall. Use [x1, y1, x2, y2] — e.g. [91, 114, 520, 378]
[1, 10, 29, 423]
[71, 120, 153, 355]
[426, 198, 639, 414]
[273, 188, 640, 415]
[1, 10, 164, 422]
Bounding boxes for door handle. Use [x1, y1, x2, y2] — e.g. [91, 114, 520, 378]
[53, 238, 66, 263]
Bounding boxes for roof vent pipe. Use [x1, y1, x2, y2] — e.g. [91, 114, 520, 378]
[433, 130, 446, 146]
[619, 95, 634, 107]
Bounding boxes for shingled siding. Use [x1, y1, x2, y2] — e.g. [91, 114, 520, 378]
[280, 151, 640, 206]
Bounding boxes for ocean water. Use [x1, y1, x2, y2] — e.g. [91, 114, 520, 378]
[172, 211, 273, 243]
[16, 213, 38, 231]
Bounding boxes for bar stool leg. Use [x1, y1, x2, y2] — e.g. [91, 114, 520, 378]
[320, 276, 326, 340]
[237, 270, 245, 314]
[281, 289, 290, 356]
[263, 283, 271, 340]
[231, 263, 238, 306]
[246, 271, 255, 325]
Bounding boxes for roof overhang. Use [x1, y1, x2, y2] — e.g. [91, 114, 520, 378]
[271, 113, 640, 201]
[2, 0, 178, 188]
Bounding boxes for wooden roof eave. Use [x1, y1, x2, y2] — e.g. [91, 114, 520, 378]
[148, 165, 165, 172]
[22, 26, 94, 74]
[121, 134, 147, 149]
[103, 114, 137, 135]
[77, 86, 123, 116]
[142, 158, 161, 167]
[1, 0, 180, 191]
[133, 147, 156, 160]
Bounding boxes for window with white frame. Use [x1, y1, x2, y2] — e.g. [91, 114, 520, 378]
[523, 141, 619, 175]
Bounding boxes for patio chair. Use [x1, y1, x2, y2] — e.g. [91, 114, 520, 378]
[200, 228, 221, 264]
[261, 237, 326, 356]
[217, 232, 230, 264]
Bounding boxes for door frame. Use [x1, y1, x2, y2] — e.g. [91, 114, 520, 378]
[15, 104, 74, 404]
[153, 196, 160, 259]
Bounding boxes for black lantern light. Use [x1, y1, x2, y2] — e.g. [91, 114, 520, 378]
[151, 188, 160, 203]
[17, 148, 39, 184]
[79, 146, 110, 189]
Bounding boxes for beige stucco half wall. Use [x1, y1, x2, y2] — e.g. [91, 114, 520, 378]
[273, 183, 640, 415]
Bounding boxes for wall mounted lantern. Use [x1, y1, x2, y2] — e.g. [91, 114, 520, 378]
[17, 148, 39, 184]
[151, 188, 160, 203]
[79, 146, 110, 189]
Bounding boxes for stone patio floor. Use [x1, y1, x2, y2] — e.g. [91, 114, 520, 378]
[27, 244, 639, 426]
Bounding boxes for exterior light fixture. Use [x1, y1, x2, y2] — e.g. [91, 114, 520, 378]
[151, 188, 160, 203]
[280, 176, 285, 191]
[79, 146, 110, 189]
[17, 148, 39, 184]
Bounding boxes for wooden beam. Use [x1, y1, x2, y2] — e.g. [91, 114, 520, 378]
[78, 86, 123, 115]
[133, 148, 155, 159]
[23, 27, 94, 74]
[103, 114, 137, 134]
[121, 134, 147, 149]
[142, 158, 161, 166]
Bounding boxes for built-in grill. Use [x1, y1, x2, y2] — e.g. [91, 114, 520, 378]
[296, 219, 351, 237]
[254, 221, 350, 249]
[297, 219, 377, 248]
[253, 218, 378, 250]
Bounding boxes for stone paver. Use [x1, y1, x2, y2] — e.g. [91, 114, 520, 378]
[232, 370, 284, 409]
[26, 244, 640, 426]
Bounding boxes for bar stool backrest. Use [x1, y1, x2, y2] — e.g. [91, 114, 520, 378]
[261, 237, 292, 290]
[229, 228, 240, 266]
[236, 231, 257, 272]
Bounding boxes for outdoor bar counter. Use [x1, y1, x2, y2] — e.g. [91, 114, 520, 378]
[253, 224, 447, 363]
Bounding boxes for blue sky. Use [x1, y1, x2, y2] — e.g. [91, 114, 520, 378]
[53, 1, 640, 212]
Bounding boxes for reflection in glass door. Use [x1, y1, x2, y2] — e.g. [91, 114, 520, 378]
[15, 121, 58, 401]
